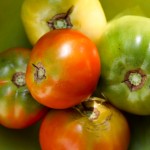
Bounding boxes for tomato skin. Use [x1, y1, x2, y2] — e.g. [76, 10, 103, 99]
[39, 98, 130, 150]
[26, 29, 101, 109]
[0, 48, 47, 129]
[21, 0, 106, 45]
[96, 16, 150, 115]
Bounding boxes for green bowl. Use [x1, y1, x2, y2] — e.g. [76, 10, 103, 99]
[0, 0, 149, 150]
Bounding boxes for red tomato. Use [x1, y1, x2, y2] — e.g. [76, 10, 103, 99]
[26, 29, 100, 109]
[0, 48, 48, 129]
[39, 98, 130, 150]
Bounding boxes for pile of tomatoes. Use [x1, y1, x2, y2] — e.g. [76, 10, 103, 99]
[2, 0, 150, 150]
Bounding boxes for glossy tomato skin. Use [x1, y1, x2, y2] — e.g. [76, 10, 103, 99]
[26, 29, 101, 109]
[39, 98, 130, 150]
[0, 48, 47, 129]
[96, 16, 150, 115]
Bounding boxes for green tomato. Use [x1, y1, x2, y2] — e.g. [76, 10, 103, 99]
[96, 15, 150, 115]
[21, 0, 106, 45]
[0, 48, 47, 129]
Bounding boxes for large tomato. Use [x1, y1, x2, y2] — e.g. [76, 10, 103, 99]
[39, 97, 130, 150]
[26, 29, 100, 109]
[0, 48, 47, 129]
[96, 15, 150, 115]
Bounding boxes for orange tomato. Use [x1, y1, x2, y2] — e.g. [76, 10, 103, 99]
[39, 98, 130, 150]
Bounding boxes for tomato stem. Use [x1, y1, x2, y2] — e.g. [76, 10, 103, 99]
[47, 6, 74, 30]
[32, 63, 46, 83]
[129, 73, 142, 86]
[74, 98, 102, 121]
[123, 68, 147, 91]
[12, 72, 26, 88]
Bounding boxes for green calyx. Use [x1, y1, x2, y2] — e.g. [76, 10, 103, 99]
[123, 68, 147, 91]
[47, 6, 74, 30]
[32, 62, 46, 83]
[12, 72, 26, 87]
[53, 19, 68, 29]
[37, 67, 45, 80]
[128, 72, 142, 86]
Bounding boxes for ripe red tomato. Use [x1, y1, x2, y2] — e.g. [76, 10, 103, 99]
[26, 29, 100, 109]
[0, 48, 48, 129]
[39, 98, 130, 150]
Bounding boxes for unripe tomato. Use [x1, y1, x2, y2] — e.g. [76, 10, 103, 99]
[96, 15, 150, 115]
[39, 98, 130, 150]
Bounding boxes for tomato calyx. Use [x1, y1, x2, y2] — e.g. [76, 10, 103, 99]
[12, 72, 26, 88]
[74, 97, 113, 133]
[47, 6, 74, 29]
[32, 62, 46, 83]
[75, 97, 112, 121]
[123, 68, 147, 91]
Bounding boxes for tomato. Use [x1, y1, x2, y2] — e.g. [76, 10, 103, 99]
[21, 0, 106, 45]
[25, 29, 100, 109]
[39, 97, 130, 150]
[0, 48, 47, 129]
[96, 15, 150, 115]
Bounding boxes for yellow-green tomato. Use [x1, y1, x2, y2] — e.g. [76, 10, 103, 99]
[21, 0, 107, 45]
[96, 15, 150, 115]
